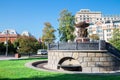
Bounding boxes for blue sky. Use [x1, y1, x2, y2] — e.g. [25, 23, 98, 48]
[0, 0, 120, 41]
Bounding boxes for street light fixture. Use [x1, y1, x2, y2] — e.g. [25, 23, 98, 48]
[5, 30, 8, 56]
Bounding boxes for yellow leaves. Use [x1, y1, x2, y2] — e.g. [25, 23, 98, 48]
[42, 22, 56, 43]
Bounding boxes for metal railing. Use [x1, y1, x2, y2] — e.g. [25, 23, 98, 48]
[48, 40, 106, 50]
[106, 43, 120, 60]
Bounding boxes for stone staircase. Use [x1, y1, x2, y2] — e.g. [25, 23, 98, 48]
[106, 43, 120, 61]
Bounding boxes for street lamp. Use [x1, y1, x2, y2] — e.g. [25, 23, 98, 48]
[5, 30, 8, 56]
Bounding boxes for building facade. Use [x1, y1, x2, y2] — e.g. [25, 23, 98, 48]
[0, 29, 18, 43]
[0, 29, 34, 43]
[21, 31, 33, 37]
[75, 9, 120, 42]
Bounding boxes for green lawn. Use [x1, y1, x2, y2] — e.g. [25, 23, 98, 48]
[0, 58, 120, 80]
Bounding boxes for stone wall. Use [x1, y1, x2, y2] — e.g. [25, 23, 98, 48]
[48, 50, 120, 73]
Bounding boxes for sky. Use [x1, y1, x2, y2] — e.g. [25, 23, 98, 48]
[0, 0, 120, 41]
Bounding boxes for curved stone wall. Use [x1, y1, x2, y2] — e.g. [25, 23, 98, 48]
[48, 50, 120, 73]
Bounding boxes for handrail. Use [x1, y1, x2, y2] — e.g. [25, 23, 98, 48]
[48, 40, 106, 50]
[106, 43, 120, 60]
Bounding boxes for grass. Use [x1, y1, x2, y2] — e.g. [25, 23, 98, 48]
[0, 58, 120, 80]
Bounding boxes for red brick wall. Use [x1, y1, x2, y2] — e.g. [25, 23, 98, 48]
[0, 34, 18, 43]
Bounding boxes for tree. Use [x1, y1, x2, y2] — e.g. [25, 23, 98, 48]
[0, 42, 5, 54]
[89, 34, 99, 40]
[109, 28, 120, 50]
[7, 40, 15, 54]
[14, 36, 40, 54]
[0, 41, 16, 55]
[42, 22, 56, 43]
[58, 9, 75, 42]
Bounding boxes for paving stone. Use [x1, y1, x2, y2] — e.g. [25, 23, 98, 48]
[92, 57, 100, 61]
[100, 57, 107, 61]
[96, 53, 103, 57]
[84, 57, 92, 62]
[92, 67, 99, 72]
[88, 62, 95, 67]
[81, 62, 88, 67]
[88, 53, 95, 57]
[79, 53, 87, 57]
[103, 62, 111, 66]
[83, 67, 92, 72]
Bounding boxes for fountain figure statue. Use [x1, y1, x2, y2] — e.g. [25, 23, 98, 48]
[74, 22, 90, 42]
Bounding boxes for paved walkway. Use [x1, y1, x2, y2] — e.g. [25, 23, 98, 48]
[0, 56, 28, 60]
[0, 55, 47, 60]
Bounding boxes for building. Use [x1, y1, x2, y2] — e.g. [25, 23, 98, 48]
[0, 29, 18, 43]
[0, 29, 34, 43]
[75, 9, 102, 24]
[75, 9, 120, 42]
[21, 31, 33, 37]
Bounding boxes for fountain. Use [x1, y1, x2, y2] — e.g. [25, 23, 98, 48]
[46, 22, 120, 73]
[29, 22, 120, 73]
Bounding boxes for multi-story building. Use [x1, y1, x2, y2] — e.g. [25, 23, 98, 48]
[75, 9, 120, 42]
[75, 9, 102, 24]
[0, 29, 18, 43]
[21, 31, 33, 37]
[0, 29, 33, 43]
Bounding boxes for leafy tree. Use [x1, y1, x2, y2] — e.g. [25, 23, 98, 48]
[0, 41, 15, 55]
[109, 28, 120, 50]
[0, 42, 5, 54]
[7, 40, 15, 54]
[58, 9, 75, 42]
[40, 42, 47, 49]
[13, 40, 19, 53]
[42, 22, 56, 43]
[89, 34, 99, 40]
[14, 36, 40, 54]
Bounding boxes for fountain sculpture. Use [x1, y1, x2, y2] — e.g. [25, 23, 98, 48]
[74, 22, 90, 42]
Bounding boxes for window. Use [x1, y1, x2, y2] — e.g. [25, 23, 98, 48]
[88, 31, 93, 34]
[106, 29, 111, 32]
[80, 18, 82, 20]
[11, 32, 14, 34]
[107, 25, 110, 28]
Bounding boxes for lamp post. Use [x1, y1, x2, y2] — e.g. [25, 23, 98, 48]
[5, 30, 8, 56]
